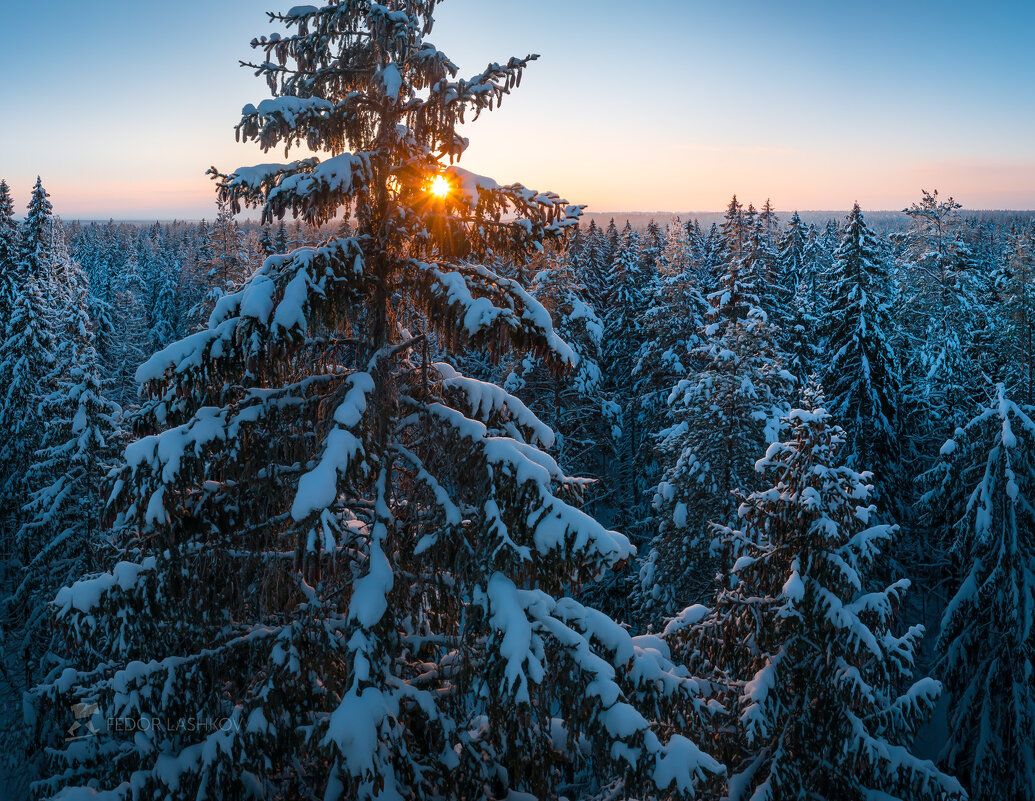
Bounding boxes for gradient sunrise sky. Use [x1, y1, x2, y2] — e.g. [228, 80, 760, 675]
[2, 0, 1033, 218]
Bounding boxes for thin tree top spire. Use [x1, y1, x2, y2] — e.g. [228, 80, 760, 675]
[19, 176, 54, 278]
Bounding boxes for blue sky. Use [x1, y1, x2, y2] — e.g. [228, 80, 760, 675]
[2, 0, 1032, 218]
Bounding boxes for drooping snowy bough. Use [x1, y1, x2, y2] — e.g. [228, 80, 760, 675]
[29, 3, 721, 800]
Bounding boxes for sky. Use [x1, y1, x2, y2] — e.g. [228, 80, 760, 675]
[2, 0, 1033, 219]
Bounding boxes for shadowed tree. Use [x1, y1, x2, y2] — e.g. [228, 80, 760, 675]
[29, 4, 722, 800]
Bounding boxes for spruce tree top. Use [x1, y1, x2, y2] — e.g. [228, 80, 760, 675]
[212, 3, 579, 254]
[833, 202, 888, 285]
[0, 179, 16, 256]
[20, 176, 53, 278]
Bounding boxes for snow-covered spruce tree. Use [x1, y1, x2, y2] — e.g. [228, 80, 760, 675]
[273, 219, 289, 253]
[699, 222, 723, 289]
[718, 195, 749, 271]
[823, 203, 902, 505]
[187, 200, 253, 328]
[134, 225, 182, 350]
[802, 222, 833, 296]
[13, 246, 122, 681]
[19, 178, 54, 280]
[991, 222, 1035, 403]
[107, 257, 152, 409]
[208, 198, 250, 293]
[775, 211, 816, 360]
[0, 177, 20, 562]
[170, 219, 214, 331]
[258, 223, 275, 257]
[0, 178, 55, 534]
[777, 211, 808, 293]
[0, 180, 18, 461]
[575, 219, 612, 313]
[633, 254, 710, 470]
[30, 5, 722, 800]
[898, 190, 985, 448]
[821, 217, 841, 254]
[602, 224, 651, 531]
[147, 256, 181, 350]
[670, 399, 965, 801]
[642, 245, 792, 617]
[757, 199, 778, 245]
[685, 218, 706, 269]
[0, 179, 18, 329]
[744, 210, 782, 321]
[642, 218, 665, 273]
[783, 279, 821, 391]
[627, 258, 710, 625]
[925, 385, 1035, 801]
[658, 217, 693, 278]
[743, 203, 758, 240]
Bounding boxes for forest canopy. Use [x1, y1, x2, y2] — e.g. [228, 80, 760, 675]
[1, 2, 1033, 801]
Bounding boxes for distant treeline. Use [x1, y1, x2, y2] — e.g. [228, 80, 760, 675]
[581, 207, 1035, 233]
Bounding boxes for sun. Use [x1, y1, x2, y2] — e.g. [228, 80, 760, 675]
[429, 174, 451, 199]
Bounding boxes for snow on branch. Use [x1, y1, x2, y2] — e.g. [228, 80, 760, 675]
[442, 165, 582, 240]
[291, 371, 375, 521]
[53, 557, 158, 618]
[213, 152, 372, 225]
[136, 236, 366, 386]
[481, 574, 724, 793]
[434, 361, 554, 447]
[416, 400, 629, 571]
[411, 260, 577, 368]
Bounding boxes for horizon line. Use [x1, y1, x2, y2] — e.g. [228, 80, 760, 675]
[48, 207, 1035, 225]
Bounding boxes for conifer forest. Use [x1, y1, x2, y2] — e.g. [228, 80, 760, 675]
[2, 3, 1034, 800]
